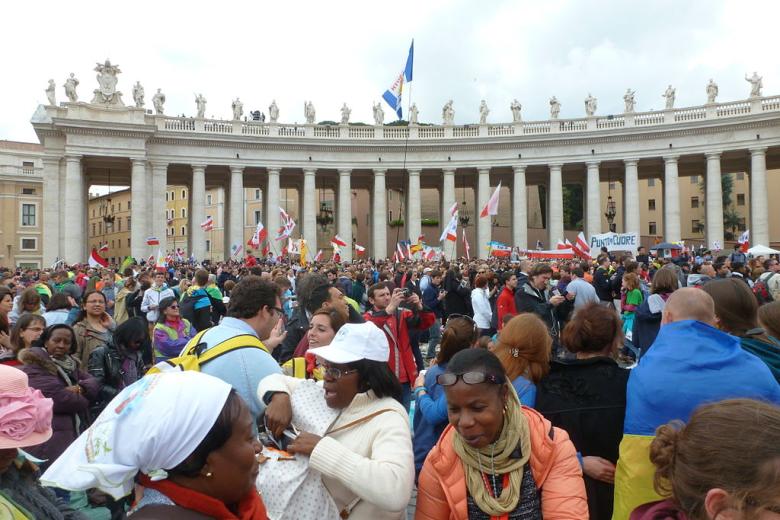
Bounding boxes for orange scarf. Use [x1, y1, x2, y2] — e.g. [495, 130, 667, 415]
[139, 473, 268, 520]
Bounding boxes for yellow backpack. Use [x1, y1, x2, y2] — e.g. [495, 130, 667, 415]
[146, 328, 270, 375]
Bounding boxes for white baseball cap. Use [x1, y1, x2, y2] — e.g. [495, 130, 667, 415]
[313, 322, 389, 364]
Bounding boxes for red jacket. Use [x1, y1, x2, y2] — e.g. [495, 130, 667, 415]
[496, 286, 517, 330]
[364, 307, 435, 384]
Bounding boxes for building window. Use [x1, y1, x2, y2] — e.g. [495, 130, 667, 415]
[649, 221, 657, 235]
[736, 172, 744, 180]
[117, 219, 121, 231]
[22, 161, 34, 175]
[20, 238, 36, 250]
[692, 220, 701, 233]
[171, 191, 175, 201]
[127, 217, 131, 231]
[117, 202, 121, 211]
[206, 240, 211, 252]
[111, 240, 115, 248]
[181, 226, 186, 236]
[207, 194, 212, 205]
[255, 189, 260, 200]
[98, 222, 102, 235]
[648, 178, 655, 187]
[21, 204, 36, 226]
[92, 209, 95, 217]
[181, 208, 186, 218]
[254, 210, 261, 225]
[127, 238, 131, 247]
[182, 189, 186, 199]
[648, 199, 656, 211]
[128, 200, 131, 210]
[738, 218, 746, 231]
[22, 188, 35, 195]
[737, 194, 745, 206]
[92, 223, 96, 236]
[165, 192, 169, 202]
[608, 182, 616, 190]
[690, 175, 699, 184]
[691, 196, 699, 208]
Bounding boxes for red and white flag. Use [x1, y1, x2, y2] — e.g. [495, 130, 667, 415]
[331, 235, 348, 247]
[449, 202, 459, 217]
[200, 216, 214, 231]
[439, 213, 458, 242]
[479, 181, 502, 218]
[392, 251, 400, 263]
[98, 243, 109, 253]
[355, 244, 366, 255]
[396, 242, 405, 260]
[572, 231, 591, 259]
[146, 236, 160, 246]
[738, 229, 750, 253]
[313, 249, 324, 262]
[88, 248, 108, 268]
[462, 229, 471, 261]
[247, 221, 267, 248]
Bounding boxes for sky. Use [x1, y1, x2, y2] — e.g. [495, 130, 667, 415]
[2, 0, 779, 143]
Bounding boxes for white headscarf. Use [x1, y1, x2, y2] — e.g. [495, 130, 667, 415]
[41, 371, 232, 499]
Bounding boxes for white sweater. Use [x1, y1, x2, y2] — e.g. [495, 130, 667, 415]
[257, 374, 414, 520]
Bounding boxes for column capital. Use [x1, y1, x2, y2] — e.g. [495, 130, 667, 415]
[704, 151, 722, 160]
[407, 168, 421, 176]
[191, 163, 207, 172]
[549, 163, 563, 170]
[303, 168, 316, 176]
[586, 160, 600, 168]
[623, 158, 640, 166]
[749, 146, 768, 155]
[64, 154, 83, 162]
[267, 167, 281, 175]
[42, 155, 61, 165]
[373, 168, 387, 176]
[149, 160, 169, 171]
[477, 167, 491, 174]
[512, 164, 527, 173]
[229, 165, 244, 174]
[663, 155, 679, 164]
[338, 168, 351, 176]
[442, 167, 456, 175]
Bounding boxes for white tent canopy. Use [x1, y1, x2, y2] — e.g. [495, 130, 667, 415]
[747, 244, 780, 255]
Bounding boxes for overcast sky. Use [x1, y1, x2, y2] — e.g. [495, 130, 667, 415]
[2, 0, 779, 143]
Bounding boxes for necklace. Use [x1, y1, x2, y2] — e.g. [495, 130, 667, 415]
[477, 442, 499, 494]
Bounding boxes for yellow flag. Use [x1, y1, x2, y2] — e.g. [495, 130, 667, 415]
[300, 239, 308, 266]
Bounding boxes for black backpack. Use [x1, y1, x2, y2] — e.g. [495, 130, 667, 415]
[753, 273, 777, 305]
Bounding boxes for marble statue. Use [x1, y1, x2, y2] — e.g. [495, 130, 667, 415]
[304, 101, 316, 124]
[510, 99, 522, 122]
[269, 100, 279, 123]
[584, 93, 597, 117]
[663, 85, 676, 110]
[746, 71, 763, 97]
[623, 89, 636, 113]
[63, 73, 79, 103]
[195, 94, 207, 118]
[90, 60, 123, 106]
[45, 79, 56, 105]
[152, 88, 165, 115]
[340, 103, 351, 124]
[373, 102, 385, 125]
[132, 81, 145, 108]
[409, 103, 419, 124]
[549, 96, 561, 119]
[479, 100, 489, 124]
[442, 99, 455, 125]
[232, 97, 243, 120]
[706, 79, 719, 104]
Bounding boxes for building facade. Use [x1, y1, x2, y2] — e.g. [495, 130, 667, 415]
[0, 141, 44, 268]
[30, 64, 780, 264]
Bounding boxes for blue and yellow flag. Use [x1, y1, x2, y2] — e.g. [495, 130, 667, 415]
[612, 320, 780, 519]
[382, 40, 414, 119]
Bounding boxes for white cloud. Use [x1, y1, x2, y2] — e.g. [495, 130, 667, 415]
[1, 0, 778, 142]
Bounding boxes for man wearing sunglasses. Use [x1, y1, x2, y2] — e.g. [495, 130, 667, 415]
[364, 281, 435, 410]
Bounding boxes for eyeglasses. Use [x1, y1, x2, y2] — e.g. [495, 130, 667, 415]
[267, 306, 284, 316]
[436, 371, 506, 386]
[321, 365, 359, 380]
[167, 304, 179, 309]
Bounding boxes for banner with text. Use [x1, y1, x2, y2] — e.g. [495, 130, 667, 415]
[589, 232, 639, 256]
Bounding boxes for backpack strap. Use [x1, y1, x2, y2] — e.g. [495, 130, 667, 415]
[182, 328, 211, 356]
[196, 334, 269, 365]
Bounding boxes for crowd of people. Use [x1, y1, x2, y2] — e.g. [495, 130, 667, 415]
[0, 243, 779, 519]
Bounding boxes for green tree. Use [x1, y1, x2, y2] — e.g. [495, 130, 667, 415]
[723, 208, 742, 241]
[562, 184, 583, 229]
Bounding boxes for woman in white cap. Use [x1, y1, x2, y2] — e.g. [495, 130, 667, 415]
[262, 321, 414, 520]
[40, 371, 268, 520]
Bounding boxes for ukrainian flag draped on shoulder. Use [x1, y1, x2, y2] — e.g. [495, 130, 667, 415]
[612, 320, 780, 519]
[382, 40, 414, 119]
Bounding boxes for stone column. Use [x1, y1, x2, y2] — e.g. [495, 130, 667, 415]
[150, 162, 168, 253]
[406, 169, 422, 243]
[477, 168, 491, 258]
[373, 169, 388, 259]
[705, 153, 724, 250]
[663, 156, 681, 242]
[512, 165, 527, 250]
[624, 159, 641, 235]
[228, 166, 244, 254]
[337, 168, 353, 262]
[266, 168, 281, 257]
[441, 168, 456, 228]
[190, 164, 207, 261]
[586, 161, 601, 240]
[42, 156, 61, 265]
[129, 158, 148, 261]
[548, 164, 564, 248]
[750, 147, 769, 246]
[302, 168, 317, 255]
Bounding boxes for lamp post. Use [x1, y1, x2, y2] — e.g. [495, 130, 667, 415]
[605, 195, 617, 233]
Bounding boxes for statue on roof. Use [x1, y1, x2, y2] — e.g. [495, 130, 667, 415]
[91, 59, 124, 106]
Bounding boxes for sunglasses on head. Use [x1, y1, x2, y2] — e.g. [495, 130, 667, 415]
[436, 371, 506, 386]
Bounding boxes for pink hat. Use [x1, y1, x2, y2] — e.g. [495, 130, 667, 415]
[0, 365, 53, 449]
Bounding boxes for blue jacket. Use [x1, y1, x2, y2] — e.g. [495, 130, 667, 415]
[412, 363, 448, 477]
[422, 284, 444, 319]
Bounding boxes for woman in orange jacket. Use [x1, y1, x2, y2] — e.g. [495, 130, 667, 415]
[415, 349, 588, 520]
